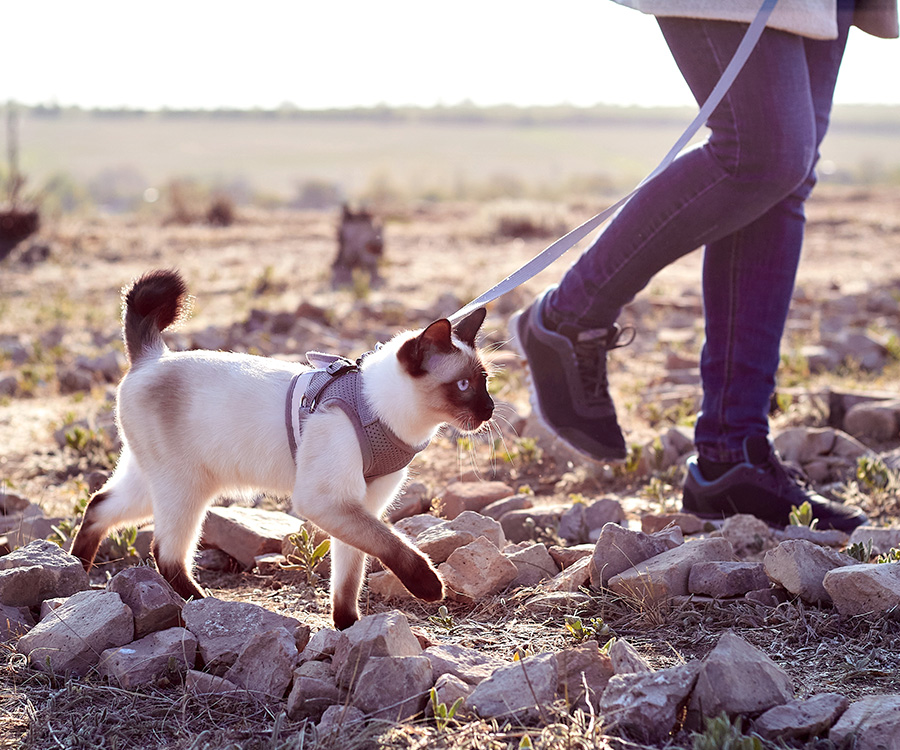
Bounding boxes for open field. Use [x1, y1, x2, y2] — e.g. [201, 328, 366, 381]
[11, 105, 900, 208]
[2, 107, 900, 749]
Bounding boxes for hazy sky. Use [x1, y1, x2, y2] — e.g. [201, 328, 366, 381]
[5, 1, 899, 110]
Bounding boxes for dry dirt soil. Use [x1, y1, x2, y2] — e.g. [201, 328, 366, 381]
[1, 185, 900, 749]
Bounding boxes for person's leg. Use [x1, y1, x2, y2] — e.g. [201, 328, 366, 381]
[695, 2, 856, 464]
[547, 20, 819, 329]
[513, 18, 818, 461]
[682, 0, 866, 531]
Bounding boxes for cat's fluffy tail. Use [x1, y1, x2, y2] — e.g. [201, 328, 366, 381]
[122, 269, 190, 363]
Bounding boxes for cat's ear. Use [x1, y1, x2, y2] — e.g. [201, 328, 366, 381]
[398, 319, 454, 376]
[452, 308, 486, 348]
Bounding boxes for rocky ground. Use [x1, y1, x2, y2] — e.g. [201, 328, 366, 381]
[1, 185, 900, 749]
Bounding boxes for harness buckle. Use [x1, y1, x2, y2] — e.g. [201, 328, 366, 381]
[326, 358, 355, 376]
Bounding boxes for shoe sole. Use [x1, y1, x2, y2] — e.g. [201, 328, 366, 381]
[510, 307, 626, 464]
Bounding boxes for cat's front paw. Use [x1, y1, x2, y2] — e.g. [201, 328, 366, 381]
[403, 561, 445, 602]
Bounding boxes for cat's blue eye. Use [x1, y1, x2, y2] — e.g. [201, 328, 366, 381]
[457, 379, 470, 392]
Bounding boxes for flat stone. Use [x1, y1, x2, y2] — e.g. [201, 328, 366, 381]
[466, 651, 558, 724]
[542, 555, 593, 593]
[558, 498, 626, 545]
[182, 597, 303, 675]
[688, 561, 769, 598]
[107, 566, 185, 639]
[200, 506, 301, 569]
[436, 481, 514, 520]
[754, 692, 850, 741]
[590, 523, 683, 589]
[447, 511, 505, 549]
[548, 544, 594, 570]
[829, 694, 900, 750]
[480, 494, 532, 521]
[17, 590, 134, 676]
[184, 669, 245, 697]
[0, 539, 90, 607]
[99, 627, 197, 689]
[780, 525, 849, 547]
[718, 514, 777, 558]
[823, 562, 900, 616]
[608, 538, 734, 602]
[641, 512, 705, 536]
[394, 513, 444, 540]
[299, 627, 342, 663]
[415, 524, 476, 564]
[499, 505, 568, 544]
[763, 539, 855, 604]
[599, 661, 701, 743]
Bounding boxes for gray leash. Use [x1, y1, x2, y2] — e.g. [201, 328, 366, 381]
[449, 0, 779, 323]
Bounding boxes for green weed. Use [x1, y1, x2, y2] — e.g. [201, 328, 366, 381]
[563, 615, 612, 645]
[427, 605, 455, 632]
[429, 687, 463, 732]
[692, 713, 763, 750]
[281, 527, 330, 584]
[788, 500, 818, 530]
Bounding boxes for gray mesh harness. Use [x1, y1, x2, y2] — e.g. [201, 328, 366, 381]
[285, 352, 428, 481]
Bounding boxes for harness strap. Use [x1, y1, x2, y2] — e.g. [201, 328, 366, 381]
[285, 353, 427, 479]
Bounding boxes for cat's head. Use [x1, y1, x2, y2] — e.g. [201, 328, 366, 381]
[396, 308, 494, 433]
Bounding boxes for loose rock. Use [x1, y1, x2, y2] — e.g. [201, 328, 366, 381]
[439, 536, 518, 601]
[688, 631, 793, 725]
[763, 539, 854, 604]
[466, 651, 558, 724]
[599, 661, 701, 743]
[0, 539, 90, 607]
[754, 692, 850, 741]
[590, 523, 683, 589]
[99, 627, 198, 689]
[18, 590, 134, 676]
[107, 566, 185, 639]
[607, 537, 734, 602]
[823, 562, 900, 616]
[181, 597, 303, 675]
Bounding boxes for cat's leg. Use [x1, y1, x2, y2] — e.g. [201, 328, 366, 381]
[328, 474, 409, 629]
[329, 539, 367, 630]
[144, 474, 213, 601]
[297, 495, 443, 622]
[71, 448, 154, 571]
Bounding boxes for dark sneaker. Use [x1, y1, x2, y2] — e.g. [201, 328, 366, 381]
[510, 287, 632, 461]
[682, 435, 867, 532]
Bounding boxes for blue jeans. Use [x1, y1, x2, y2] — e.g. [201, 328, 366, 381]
[546, 6, 854, 464]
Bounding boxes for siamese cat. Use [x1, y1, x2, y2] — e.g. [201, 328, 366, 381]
[71, 269, 494, 629]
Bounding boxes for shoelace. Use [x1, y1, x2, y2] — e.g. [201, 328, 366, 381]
[573, 325, 635, 405]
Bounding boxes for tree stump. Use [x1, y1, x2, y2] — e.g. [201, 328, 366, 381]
[332, 205, 384, 288]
